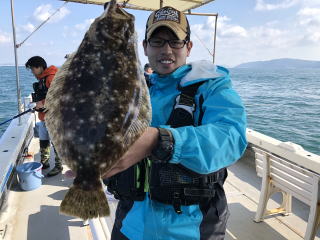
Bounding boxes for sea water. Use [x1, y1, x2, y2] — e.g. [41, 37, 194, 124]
[0, 66, 319, 155]
[230, 67, 319, 155]
[0, 66, 33, 134]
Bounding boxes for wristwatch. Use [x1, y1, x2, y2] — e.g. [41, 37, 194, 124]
[151, 128, 174, 164]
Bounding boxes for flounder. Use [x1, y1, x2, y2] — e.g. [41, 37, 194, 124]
[44, 0, 151, 219]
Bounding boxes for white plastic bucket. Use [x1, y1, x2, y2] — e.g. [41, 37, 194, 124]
[16, 162, 43, 191]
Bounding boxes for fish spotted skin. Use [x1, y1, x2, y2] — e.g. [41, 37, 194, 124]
[44, 0, 151, 218]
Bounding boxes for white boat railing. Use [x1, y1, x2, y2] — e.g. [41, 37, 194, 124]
[248, 128, 320, 240]
[89, 217, 111, 240]
[0, 96, 35, 208]
[247, 128, 320, 174]
[88, 191, 116, 240]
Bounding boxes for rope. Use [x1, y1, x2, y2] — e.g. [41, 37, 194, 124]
[16, 2, 69, 48]
[122, 0, 131, 8]
[193, 30, 214, 57]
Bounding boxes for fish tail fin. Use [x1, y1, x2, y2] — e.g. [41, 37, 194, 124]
[60, 180, 110, 220]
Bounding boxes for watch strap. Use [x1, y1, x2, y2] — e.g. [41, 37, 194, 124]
[151, 128, 174, 163]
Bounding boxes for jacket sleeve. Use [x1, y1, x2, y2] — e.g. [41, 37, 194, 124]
[166, 78, 247, 174]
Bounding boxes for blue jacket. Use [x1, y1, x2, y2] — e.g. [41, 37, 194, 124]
[120, 60, 247, 240]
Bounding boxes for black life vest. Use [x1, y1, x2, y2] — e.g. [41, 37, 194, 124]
[32, 77, 49, 103]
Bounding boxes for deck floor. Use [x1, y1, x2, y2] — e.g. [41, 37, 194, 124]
[1, 137, 91, 240]
[1, 137, 319, 240]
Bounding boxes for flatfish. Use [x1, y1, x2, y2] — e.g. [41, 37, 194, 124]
[44, 0, 151, 220]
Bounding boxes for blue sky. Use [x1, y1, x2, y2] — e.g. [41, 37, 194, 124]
[1, 0, 320, 67]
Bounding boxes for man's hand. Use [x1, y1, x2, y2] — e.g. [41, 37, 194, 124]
[28, 102, 37, 111]
[35, 101, 44, 110]
[34, 101, 46, 112]
[102, 127, 159, 178]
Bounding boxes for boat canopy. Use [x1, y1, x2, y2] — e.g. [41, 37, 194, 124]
[60, 0, 218, 62]
[61, 0, 216, 12]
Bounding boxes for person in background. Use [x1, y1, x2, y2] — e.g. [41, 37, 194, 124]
[144, 63, 153, 87]
[104, 5, 247, 240]
[25, 56, 63, 177]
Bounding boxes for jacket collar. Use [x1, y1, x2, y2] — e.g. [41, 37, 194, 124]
[151, 60, 224, 89]
[151, 64, 191, 90]
[36, 65, 58, 80]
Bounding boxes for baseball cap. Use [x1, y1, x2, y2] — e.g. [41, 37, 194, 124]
[145, 6, 190, 40]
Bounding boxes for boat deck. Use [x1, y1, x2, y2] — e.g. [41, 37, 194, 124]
[1, 136, 319, 240]
[0, 136, 91, 240]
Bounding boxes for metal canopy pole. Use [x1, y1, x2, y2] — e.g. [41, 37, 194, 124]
[213, 13, 218, 64]
[10, 0, 22, 125]
[185, 12, 218, 64]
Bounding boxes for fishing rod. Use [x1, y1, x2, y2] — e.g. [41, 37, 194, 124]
[0, 107, 35, 126]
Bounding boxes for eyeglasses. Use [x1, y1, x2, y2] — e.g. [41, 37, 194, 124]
[148, 38, 188, 49]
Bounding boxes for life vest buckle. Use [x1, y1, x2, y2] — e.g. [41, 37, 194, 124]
[173, 192, 182, 214]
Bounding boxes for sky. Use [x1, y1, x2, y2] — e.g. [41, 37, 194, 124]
[1, 0, 320, 67]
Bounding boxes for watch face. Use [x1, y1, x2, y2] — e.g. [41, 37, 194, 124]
[157, 141, 173, 160]
[163, 142, 173, 152]
[152, 128, 174, 163]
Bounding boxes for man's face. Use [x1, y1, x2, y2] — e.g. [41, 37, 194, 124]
[146, 67, 153, 74]
[143, 28, 192, 75]
[30, 66, 43, 76]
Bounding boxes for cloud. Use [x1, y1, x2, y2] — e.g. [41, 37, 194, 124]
[62, 19, 94, 40]
[17, 4, 70, 35]
[75, 19, 95, 31]
[298, 7, 320, 26]
[0, 32, 11, 44]
[33, 4, 70, 23]
[255, 0, 300, 11]
[250, 26, 292, 48]
[220, 25, 248, 38]
[190, 15, 248, 47]
[297, 7, 320, 43]
[307, 32, 320, 42]
[189, 16, 249, 64]
[211, 16, 248, 38]
[21, 23, 35, 33]
[187, 13, 306, 66]
[301, 0, 320, 7]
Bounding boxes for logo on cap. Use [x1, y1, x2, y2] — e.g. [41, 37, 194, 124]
[153, 7, 180, 24]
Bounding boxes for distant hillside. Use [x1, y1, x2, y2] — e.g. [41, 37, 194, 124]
[235, 58, 320, 69]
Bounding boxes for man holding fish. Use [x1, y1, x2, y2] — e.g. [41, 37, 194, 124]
[104, 5, 247, 240]
[44, 0, 246, 237]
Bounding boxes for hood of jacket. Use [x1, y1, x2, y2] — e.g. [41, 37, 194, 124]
[36, 65, 58, 80]
[180, 60, 224, 87]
